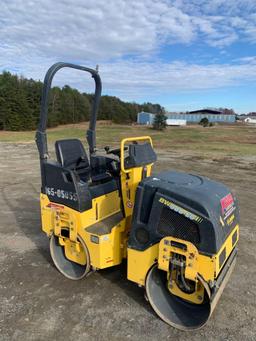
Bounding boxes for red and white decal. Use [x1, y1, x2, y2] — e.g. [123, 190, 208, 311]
[46, 203, 64, 210]
[220, 193, 235, 219]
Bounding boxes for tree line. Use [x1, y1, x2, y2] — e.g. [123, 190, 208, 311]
[0, 71, 163, 131]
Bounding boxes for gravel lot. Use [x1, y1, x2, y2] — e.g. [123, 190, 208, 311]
[0, 141, 255, 340]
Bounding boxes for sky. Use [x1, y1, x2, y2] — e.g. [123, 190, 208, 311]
[1, 0, 256, 114]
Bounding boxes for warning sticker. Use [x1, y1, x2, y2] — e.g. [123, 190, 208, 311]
[220, 193, 235, 220]
[126, 200, 133, 208]
[46, 202, 64, 210]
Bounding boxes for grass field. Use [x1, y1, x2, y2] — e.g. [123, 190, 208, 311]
[0, 122, 256, 157]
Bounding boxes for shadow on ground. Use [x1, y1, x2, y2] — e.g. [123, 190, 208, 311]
[99, 261, 155, 316]
[1, 182, 51, 265]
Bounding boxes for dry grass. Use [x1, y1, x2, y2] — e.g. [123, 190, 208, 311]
[0, 122, 255, 157]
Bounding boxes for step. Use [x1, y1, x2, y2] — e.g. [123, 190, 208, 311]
[86, 211, 124, 235]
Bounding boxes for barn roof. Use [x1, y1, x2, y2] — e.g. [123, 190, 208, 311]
[189, 109, 224, 115]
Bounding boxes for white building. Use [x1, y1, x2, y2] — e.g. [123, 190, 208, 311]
[166, 119, 187, 126]
[245, 117, 256, 124]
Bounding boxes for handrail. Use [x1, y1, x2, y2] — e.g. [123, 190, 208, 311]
[120, 136, 153, 173]
[35, 62, 102, 159]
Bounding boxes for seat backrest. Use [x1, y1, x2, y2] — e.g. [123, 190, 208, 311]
[55, 139, 90, 169]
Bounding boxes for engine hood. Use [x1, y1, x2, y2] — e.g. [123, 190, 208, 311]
[129, 171, 239, 254]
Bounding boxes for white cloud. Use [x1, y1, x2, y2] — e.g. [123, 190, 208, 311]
[1, 0, 255, 63]
[9, 56, 255, 101]
[99, 58, 256, 99]
[0, 0, 256, 102]
[1, 0, 195, 61]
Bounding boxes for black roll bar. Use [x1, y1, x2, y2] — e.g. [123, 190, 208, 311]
[35, 62, 102, 160]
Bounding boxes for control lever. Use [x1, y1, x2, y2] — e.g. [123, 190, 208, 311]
[104, 146, 110, 153]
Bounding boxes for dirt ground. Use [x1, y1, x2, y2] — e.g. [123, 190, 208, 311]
[0, 141, 255, 341]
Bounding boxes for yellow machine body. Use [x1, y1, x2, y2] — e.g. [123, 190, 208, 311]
[127, 224, 238, 305]
[127, 224, 239, 287]
[40, 136, 153, 270]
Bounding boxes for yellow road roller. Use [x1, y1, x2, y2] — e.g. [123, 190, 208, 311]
[35, 62, 239, 330]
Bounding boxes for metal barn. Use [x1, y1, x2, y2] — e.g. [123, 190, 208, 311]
[137, 112, 155, 125]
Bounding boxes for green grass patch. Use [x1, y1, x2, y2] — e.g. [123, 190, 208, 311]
[0, 123, 255, 156]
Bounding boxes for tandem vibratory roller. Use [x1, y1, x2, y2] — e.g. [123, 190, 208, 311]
[35, 62, 239, 330]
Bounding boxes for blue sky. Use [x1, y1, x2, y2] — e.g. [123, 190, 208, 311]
[1, 0, 256, 114]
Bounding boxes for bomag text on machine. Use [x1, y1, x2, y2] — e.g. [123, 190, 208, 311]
[35, 62, 239, 330]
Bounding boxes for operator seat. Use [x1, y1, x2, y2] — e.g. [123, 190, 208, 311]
[55, 139, 112, 183]
[55, 139, 91, 182]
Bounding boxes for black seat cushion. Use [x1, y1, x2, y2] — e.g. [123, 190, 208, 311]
[55, 139, 90, 181]
[55, 139, 90, 169]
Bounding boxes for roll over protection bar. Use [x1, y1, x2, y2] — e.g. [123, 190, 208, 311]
[35, 62, 102, 160]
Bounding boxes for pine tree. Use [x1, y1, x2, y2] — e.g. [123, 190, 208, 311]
[0, 71, 164, 130]
[153, 109, 167, 130]
[199, 117, 209, 127]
